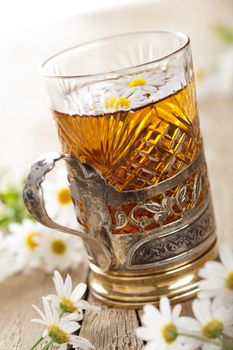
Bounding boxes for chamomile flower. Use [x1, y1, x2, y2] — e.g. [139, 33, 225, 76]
[47, 271, 100, 317]
[7, 219, 44, 270]
[103, 88, 147, 113]
[43, 170, 77, 227]
[31, 297, 94, 350]
[180, 298, 233, 350]
[198, 243, 233, 306]
[115, 71, 166, 97]
[38, 230, 85, 273]
[136, 296, 196, 350]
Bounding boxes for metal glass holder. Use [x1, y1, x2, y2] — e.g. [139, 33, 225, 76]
[23, 146, 217, 308]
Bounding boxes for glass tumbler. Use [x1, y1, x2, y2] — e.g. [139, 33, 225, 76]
[23, 31, 217, 307]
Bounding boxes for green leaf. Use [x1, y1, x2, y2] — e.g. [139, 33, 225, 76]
[0, 217, 11, 230]
[213, 23, 233, 44]
[0, 181, 33, 231]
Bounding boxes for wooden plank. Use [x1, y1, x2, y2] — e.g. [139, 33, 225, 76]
[181, 300, 193, 316]
[0, 261, 88, 350]
[79, 294, 144, 350]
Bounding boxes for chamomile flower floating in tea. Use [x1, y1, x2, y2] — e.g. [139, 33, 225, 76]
[31, 297, 94, 350]
[198, 243, 233, 306]
[47, 271, 100, 316]
[114, 71, 168, 97]
[7, 219, 44, 270]
[103, 88, 147, 113]
[38, 230, 85, 272]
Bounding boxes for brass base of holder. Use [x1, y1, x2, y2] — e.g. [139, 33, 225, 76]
[89, 240, 218, 308]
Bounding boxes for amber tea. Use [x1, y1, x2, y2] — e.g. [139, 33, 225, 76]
[53, 80, 201, 192]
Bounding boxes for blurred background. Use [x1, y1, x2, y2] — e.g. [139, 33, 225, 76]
[0, 0, 232, 169]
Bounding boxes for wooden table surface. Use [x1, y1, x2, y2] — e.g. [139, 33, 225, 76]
[0, 98, 233, 350]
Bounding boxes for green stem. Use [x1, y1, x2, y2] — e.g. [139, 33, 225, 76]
[29, 336, 43, 350]
[59, 310, 65, 318]
[178, 331, 221, 346]
[40, 339, 53, 350]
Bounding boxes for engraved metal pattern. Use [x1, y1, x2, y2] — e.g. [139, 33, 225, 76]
[110, 163, 207, 233]
[130, 202, 215, 268]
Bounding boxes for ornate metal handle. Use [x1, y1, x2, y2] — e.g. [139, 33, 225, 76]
[23, 152, 112, 271]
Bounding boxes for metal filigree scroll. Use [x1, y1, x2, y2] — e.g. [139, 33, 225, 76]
[109, 153, 208, 234]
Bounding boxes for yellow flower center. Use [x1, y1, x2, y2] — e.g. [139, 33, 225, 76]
[59, 296, 77, 313]
[161, 323, 178, 344]
[128, 77, 146, 88]
[57, 187, 72, 205]
[225, 271, 233, 290]
[202, 319, 223, 339]
[195, 69, 205, 81]
[48, 324, 70, 344]
[51, 240, 66, 255]
[25, 231, 40, 250]
[105, 96, 130, 110]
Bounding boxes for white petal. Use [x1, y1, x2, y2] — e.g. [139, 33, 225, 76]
[136, 326, 157, 341]
[73, 310, 84, 321]
[31, 318, 46, 325]
[198, 288, 223, 299]
[160, 297, 171, 323]
[53, 270, 64, 296]
[215, 294, 233, 308]
[45, 294, 59, 303]
[42, 297, 53, 324]
[71, 283, 87, 301]
[203, 343, 220, 350]
[172, 304, 182, 321]
[32, 304, 47, 323]
[143, 339, 164, 350]
[64, 274, 72, 297]
[212, 299, 232, 324]
[62, 320, 80, 334]
[62, 313, 80, 322]
[141, 304, 163, 326]
[199, 279, 224, 290]
[199, 262, 227, 278]
[76, 300, 100, 312]
[143, 85, 157, 93]
[220, 243, 233, 270]
[176, 316, 201, 332]
[70, 335, 95, 350]
[178, 336, 201, 350]
[42, 329, 48, 337]
[192, 299, 211, 324]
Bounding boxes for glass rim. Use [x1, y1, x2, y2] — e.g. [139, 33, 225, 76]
[41, 30, 190, 80]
